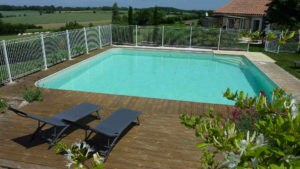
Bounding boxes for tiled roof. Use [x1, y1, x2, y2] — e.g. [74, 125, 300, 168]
[214, 0, 270, 16]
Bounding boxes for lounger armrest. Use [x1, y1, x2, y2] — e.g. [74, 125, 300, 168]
[62, 119, 90, 130]
[9, 107, 28, 117]
[9, 107, 66, 126]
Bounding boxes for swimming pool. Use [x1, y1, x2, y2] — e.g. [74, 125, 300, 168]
[36, 48, 278, 105]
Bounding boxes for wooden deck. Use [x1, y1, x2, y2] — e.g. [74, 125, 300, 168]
[0, 47, 230, 169]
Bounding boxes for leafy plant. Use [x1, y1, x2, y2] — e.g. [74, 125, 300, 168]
[55, 141, 105, 169]
[266, 32, 278, 41]
[22, 88, 43, 103]
[180, 88, 300, 168]
[278, 30, 295, 45]
[0, 95, 7, 113]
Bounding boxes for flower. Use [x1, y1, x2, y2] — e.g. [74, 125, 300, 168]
[291, 103, 299, 120]
[74, 141, 81, 148]
[240, 140, 248, 155]
[93, 153, 104, 164]
[66, 162, 72, 168]
[222, 152, 241, 169]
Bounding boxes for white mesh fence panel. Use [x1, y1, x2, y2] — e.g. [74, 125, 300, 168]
[100, 25, 112, 46]
[280, 31, 299, 53]
[0, 43, 9, 84]
[111, 25, 135, 45]
[137, 26, 162, 46]
[220, 30, 248, 51]
[192, 27, 219, 49]
[265, 31, 281, 53]
[164, 26, 189, 47]
[44, 32, 68, 67]
[86, 27, 100, 51]
[69, 29, 86, 57]
[5, 36, 44, 80]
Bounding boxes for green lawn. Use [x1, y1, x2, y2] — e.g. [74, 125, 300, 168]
[250, 44, 300, 80]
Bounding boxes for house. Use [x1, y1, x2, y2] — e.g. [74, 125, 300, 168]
[184, 21, 192, 26]
[213, 0, 270, 31]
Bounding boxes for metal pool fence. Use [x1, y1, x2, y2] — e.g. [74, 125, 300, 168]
[0, 24, 250, 84]
[111, 25, 249, 51]
[265, 30, 300, 53]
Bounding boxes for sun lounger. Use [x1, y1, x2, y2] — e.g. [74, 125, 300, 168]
[63, 108, 141, 162]
[294, 61, 300, 67]
[9, 102, 102, 147]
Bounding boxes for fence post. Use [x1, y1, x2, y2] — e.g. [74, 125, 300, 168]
[297, 33, 300, 52]
[98, 26, 103, 49]
[247, 30, 252, 52]
[162, 26, 164, 47]
[189, 26, 193, 48]
[40, 34, 48, 70]
[2, 40, 12, 83]
[217, 28, 222, 51]
[135, 25, 138, 46]
[277, 32, 282, 54]
[83, 27, 89, 54]
[110, 24, 113, 46]
[66, 30, 72, 60]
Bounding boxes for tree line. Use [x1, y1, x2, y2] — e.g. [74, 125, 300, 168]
[112, 3, 209, 26]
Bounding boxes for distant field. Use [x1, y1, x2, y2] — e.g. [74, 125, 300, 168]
[1, 10, 113, 25]
[0, 10, 39, 17]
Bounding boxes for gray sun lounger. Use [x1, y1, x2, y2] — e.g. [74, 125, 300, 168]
[9, 102, 102, 147]
[294, 61, 300, 67]
[63, 108, 141, 162]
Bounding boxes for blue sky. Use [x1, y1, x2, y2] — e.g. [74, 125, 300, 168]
[0, 0, 231, 10]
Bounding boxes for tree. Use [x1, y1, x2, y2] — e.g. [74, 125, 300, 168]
[0, 13, 2, 18]
[128, 6, 133, 25]
[266, 0, 300, 29]
[112, 3, 121, 24]
[152, 6, 159, 25]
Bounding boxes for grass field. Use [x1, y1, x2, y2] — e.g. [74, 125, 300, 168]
[1, 10, 113, 25]
[0, 10, 115, 39]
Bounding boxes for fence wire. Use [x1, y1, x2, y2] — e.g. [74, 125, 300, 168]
[111, 25, 135, 45]
[100, 25, 112, 46]
[265, 30, 300, 53]
[69, 29, 86, 57]
[44, 32, 68, 67]
[6, 36, 44, 80]
[137, 26, 162, 46]
[220, 30, 248, 51]
[86, 27, 100, 51]
[164, 26, 189, 47]
[192, 27, 219, 49]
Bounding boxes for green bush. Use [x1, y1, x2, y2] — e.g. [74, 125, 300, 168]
[180, 88, 300, 168]
[22, 88, 43, 103]
[0, 96, 7, 113]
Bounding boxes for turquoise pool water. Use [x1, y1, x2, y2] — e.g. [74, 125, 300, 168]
[36, 48, 278, 105]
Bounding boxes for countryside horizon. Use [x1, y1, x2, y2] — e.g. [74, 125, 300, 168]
[0, 0, 231, 10]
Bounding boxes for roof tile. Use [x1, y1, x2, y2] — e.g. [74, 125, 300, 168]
[214, 0, 270, 16]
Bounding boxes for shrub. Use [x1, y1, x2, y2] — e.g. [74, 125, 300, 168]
[180, 88, 300, 168]
[55, 141, 105, 169]
[22, 88, 43, 103]
[0, 96, 7, 113]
